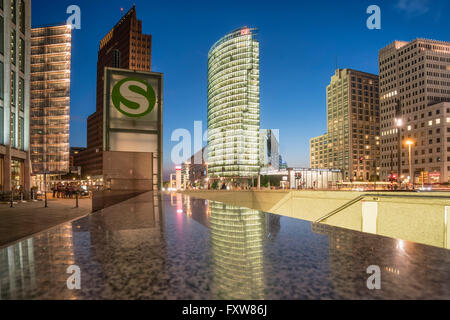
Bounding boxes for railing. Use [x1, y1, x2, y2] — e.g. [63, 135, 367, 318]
[315, 195, 366, 223]
[315, 193, 450, 223]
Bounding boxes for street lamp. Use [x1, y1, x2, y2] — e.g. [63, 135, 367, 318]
[395, 118, 403, 185]
[404, 139, 415, 189]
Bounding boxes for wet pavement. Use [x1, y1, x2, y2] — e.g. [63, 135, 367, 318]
[0, 192, 448, 300]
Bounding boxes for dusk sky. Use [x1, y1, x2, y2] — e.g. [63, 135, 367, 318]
[32, 0, 450, 174]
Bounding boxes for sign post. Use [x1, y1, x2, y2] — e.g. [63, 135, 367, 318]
[103, 68, 163, 191]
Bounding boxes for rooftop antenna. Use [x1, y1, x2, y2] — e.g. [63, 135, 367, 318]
[335, 55, 338, 71]
[121, 7, 124, 17]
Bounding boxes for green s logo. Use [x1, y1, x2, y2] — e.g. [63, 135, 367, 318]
[111, 77, 156, 118]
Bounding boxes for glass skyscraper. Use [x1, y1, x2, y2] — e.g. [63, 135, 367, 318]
[207, 27, 260, 179]
[30, 24, 71, 175]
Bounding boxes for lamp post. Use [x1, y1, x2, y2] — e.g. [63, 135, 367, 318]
[405, 139, 415, 190]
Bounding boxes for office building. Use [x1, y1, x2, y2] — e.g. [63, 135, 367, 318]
[207, 27, 260, 180]
[70, 146, 85, 167]
[260, 129, 279, 170]
[181, 147, 207, 189]
[0, 0, 31, 194]
[279, 155, 287, 170]
[77, 5, 152, 177]
[30, 24, 71, 179]
[379, 39, 450, 183]
[311, 69, 380, 181]
[310, 134, 328, 169]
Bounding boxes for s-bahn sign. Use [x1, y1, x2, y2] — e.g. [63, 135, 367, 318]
[103, 67, 163, 154]
[111, 77, 156, 118]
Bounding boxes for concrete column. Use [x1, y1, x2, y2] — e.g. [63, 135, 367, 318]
[287, 169, 292, 189]
[257, 173, 261, 190]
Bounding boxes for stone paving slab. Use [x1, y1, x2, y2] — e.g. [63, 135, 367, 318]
[0, 197, 92, 247]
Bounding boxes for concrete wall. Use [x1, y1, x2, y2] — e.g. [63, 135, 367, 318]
[182, 190, 450, 248]
[103, 151, 153, 191]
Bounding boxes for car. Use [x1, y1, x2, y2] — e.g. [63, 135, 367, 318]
[418, 185, 432, 191]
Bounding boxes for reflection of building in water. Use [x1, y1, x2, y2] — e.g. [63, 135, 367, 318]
[87, 193, 168, 298]
[266, 213, 280, 241]
[173, 194, 211, 228]
[312, 223, 450, 299]
[0, 223, 76, 299]
[210, 201, 266, 299]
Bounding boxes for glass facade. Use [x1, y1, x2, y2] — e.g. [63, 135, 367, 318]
[207, 27, 260, 178]
[30, 24, 71, 174]
[210, 201, 265, 299]
[0, 0, 31, 193]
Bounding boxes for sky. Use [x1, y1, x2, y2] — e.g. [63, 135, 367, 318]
[31, 0, 450, 176]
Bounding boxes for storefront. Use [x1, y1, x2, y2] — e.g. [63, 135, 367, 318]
[11, 158, 25, 191]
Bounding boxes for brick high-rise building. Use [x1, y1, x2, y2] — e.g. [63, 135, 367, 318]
[310, 69, 380, 181]
[379, 39, 450, 184]
[76, 6, 152, 177]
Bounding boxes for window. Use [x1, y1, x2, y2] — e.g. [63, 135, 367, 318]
[19, 37, 24, 72]
[18, 77, 24, 111]
[10, 113, 15, 148]
[11, 0, 16, 24]
[10, 29, 16, 65]
[18, 117, 23, 150]
[10, 71, 15, 107]
[19, 0, 25, 34]
[112, 49, 121, 68]
[0, 61, 3, 101]
[0, 15, 4, 55]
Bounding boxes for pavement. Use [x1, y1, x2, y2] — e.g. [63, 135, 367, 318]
[0, 196, 92, 247]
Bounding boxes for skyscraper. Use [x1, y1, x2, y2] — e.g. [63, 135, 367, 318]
[30, 24, 71, 178]
[310, 69, 380, 181]
[0, 0, 31, 194]
[207, 27, 260, 180]
[260, 129, 279, 171]
[379, 39, 450, 183]
[76, 6, 152, 177]
[310, 134, 328, 169]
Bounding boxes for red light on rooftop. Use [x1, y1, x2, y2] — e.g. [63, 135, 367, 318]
[241, 28, 250, 36]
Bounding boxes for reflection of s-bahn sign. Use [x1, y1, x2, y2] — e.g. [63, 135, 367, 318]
[111, 78, 156, 118]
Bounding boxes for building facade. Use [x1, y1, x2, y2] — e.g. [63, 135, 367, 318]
[181, 147, 207, 189]
[311, 69, 380, 181]
[0, 0, 31, 194]
[260, 129, 279, 171]
[69, 146, 85, 167]
[30, 24, 71, 177]
[279, 155, 287, 170]
[77, 5, 152, 177]
[310, 133, 328, 169]
[207, 27, 260, 180]
[379, 39, 450, 183]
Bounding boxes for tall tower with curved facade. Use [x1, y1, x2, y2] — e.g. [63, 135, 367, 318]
[207, 27, 260, 180]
